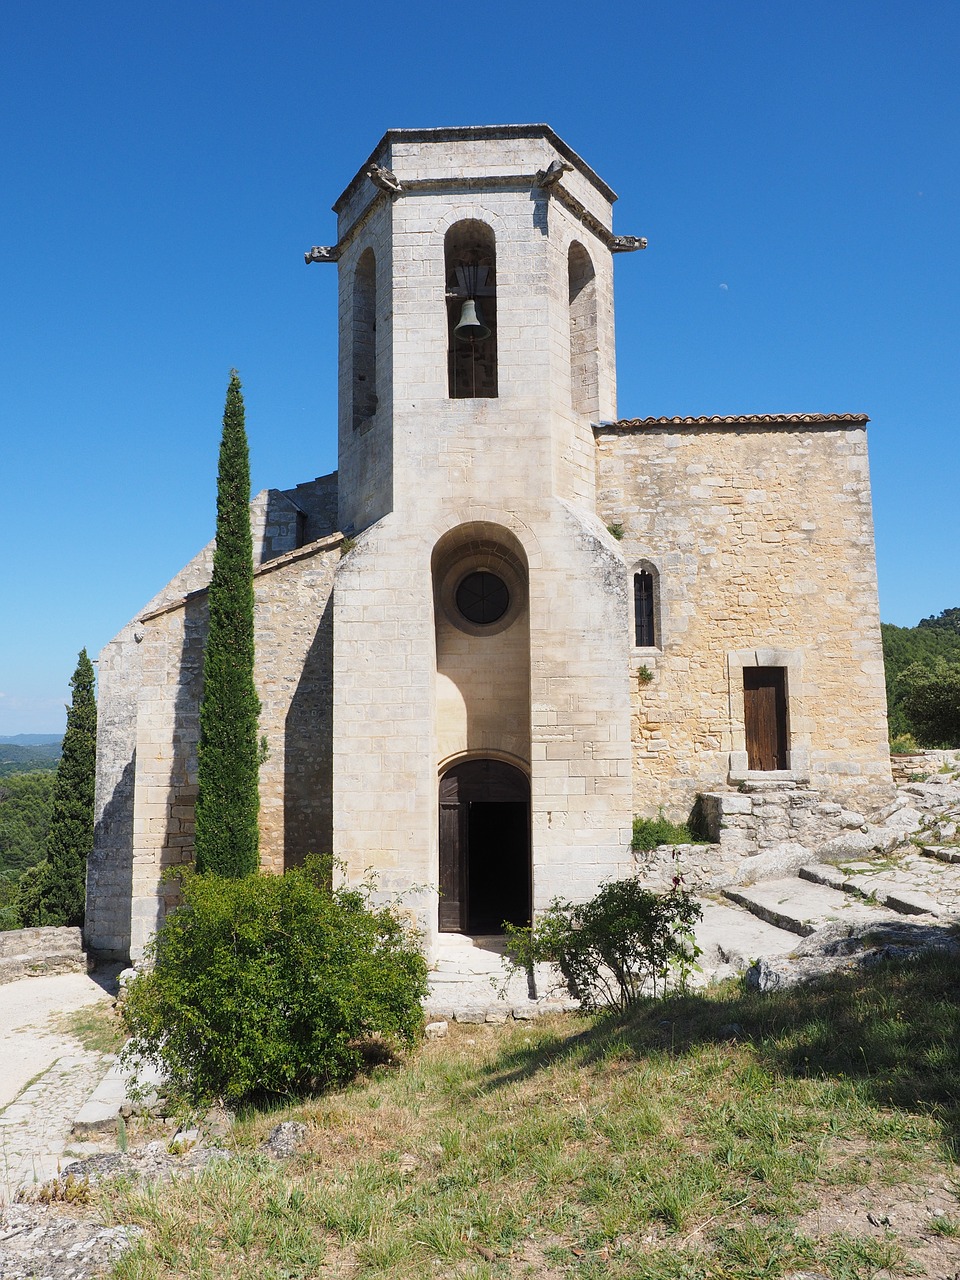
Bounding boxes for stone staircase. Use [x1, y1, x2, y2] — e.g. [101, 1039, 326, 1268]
[424, 843, 960, 1019]
[422, 758, 960, 1019]
[716, 844, 960, 985]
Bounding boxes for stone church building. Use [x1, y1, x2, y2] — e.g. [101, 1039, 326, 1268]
[86, 125, 893, 964]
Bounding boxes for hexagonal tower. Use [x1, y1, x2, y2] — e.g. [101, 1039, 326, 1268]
[319, 126, 643, 944]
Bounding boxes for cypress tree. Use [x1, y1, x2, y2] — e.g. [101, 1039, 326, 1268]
[194, 370, 261, 876]
[17, 649, 97, 927]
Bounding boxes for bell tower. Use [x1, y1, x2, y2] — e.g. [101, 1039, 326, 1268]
[310, 125, 646, 534]
[310, 127, 645, 942]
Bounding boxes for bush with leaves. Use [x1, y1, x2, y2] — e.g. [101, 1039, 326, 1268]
[632, 808, 707, 852]
[895, 659, 960, 748]
[503, 877, 702, 1010]
[122, 857, 428, 1106]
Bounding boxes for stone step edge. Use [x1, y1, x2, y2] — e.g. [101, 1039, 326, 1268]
[922, 844, 960, 865]
[721, 887, 818, 937]
[427, 993, 578, 1024]
[798, 863, 945, 919]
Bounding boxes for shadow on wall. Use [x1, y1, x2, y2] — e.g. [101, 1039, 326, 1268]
[153, 591, 209, 929]
[88, 752, 136, 959]
[284, 594, 334, 869]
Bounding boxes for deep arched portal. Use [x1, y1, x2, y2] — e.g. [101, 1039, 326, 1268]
[438, 759, 530, 935]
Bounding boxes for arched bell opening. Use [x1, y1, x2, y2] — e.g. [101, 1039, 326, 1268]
[445, 220, 498, 399]
[438, 759, 530, 935]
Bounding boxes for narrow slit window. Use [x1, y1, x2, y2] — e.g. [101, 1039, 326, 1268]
[568, 242, 598, 416]
[352, 248, 377, 430]
[634, 571, 656, 647]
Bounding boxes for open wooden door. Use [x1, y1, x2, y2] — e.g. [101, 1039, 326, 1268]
[743, 667, 788, 771]
[438, 760, 530, 934]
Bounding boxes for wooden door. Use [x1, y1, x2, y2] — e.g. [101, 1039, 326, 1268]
[438, 773, 465, 932]
[743, 667, 788, 770]
[438, 760, 530, 933]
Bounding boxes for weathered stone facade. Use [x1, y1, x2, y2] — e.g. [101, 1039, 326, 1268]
[86, 125, 893, 964]
[596, 415, 891, 818]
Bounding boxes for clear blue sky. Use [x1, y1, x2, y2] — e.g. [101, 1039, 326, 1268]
[2, 1, 957, 734]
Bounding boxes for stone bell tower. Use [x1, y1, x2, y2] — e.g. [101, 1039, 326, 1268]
[309, 126, 646, 943]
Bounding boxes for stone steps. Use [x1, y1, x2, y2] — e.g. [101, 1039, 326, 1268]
[425, 934, 575, 1022]
[798, 863, 944, 919]
[722, 876, 903, 937]
[694, 899, 799, 972]
[425, 834, 960, 1019]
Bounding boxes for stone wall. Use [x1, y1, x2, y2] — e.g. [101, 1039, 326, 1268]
[595, 417, 894, 818]
[0, 926, 86, 984]
[633, 781, 901, 893]
[88, 523, 342, 961]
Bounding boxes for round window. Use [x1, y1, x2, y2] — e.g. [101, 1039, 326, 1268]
[455, 571, 510, 625]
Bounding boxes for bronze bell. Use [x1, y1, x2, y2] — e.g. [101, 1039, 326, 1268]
[454, 298, 491, 342]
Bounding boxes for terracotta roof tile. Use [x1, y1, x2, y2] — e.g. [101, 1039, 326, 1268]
[596, 412, 869, 430]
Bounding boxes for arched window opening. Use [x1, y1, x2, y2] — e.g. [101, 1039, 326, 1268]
[634, 568, 657, 647]
[568, 242, 598, 416]
[352, 248, 377, 430]
[445, 221, 497, 399]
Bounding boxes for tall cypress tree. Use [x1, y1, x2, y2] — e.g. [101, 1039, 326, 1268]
[17, 649, 97, 927]
[194, 370, 261, 876]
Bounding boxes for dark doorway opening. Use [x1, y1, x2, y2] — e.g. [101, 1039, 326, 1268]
[439, 760, 530, 934]
[743, 666, 788, 770]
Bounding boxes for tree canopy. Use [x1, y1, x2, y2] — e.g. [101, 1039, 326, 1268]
[194, 371, 261, 877]
[881, 616, 960, 740]
[16, 650, 97, 927]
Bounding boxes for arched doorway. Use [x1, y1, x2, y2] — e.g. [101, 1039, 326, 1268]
[439, 759, 530, 934]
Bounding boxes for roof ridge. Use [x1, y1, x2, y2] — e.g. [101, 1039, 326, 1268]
[597, 412, 869, 429]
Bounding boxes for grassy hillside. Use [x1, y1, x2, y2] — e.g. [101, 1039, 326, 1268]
[103, 955, 960, 1280]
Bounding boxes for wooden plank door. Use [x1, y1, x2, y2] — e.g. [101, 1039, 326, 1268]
[439, 774, 466, 932]
[743, 667, 788, 770]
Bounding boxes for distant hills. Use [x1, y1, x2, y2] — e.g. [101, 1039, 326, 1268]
[0, 739, 62, 777]
[0, 735, 63, 746]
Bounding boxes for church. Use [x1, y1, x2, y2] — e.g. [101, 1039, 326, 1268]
[85, 125, 893, 965]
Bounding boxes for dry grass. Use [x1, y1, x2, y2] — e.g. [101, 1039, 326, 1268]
[49, 1000, 126, 1055]
[100, 951, 960, 1279]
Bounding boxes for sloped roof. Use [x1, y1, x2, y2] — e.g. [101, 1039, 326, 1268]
[597, 413, 869, 430]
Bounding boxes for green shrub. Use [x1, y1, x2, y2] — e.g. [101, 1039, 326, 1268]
[122, 857, 428, 1106]
[632, 810, 702, 852]
[503, 877, 702, 1009]
[895, 659, 960, 748]
[889, 732, 920, 754]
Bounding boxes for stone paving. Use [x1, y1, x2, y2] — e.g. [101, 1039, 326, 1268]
[0, 1049, 112, 1203]
[827, 847, 960, 917]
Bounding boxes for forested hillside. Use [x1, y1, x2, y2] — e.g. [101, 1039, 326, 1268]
[882, 607, 960, 742]
[0, 771, 55, 928]
[0, 740, 61, 778]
